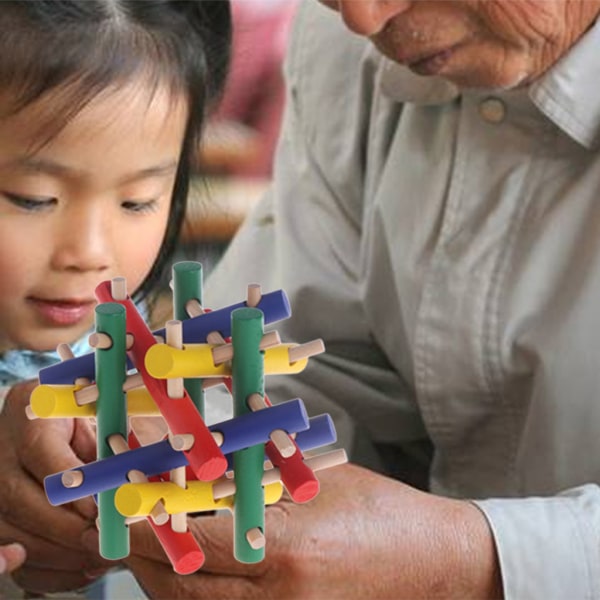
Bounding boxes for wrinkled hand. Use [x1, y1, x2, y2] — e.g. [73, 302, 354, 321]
[116, 462, 501, 599]
[0, 380, 113, 594]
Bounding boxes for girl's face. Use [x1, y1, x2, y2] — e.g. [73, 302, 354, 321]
[0, 82, 188, 352]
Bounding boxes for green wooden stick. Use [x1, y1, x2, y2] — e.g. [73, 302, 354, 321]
[173, 261, 204, 414]
[95, 302, 129, 560]
[231, 307, 265, 563]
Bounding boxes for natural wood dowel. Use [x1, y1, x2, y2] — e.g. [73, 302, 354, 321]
[125, 516, 146, 525]
[207, 331, 226, 345]
[89, 332, 112, 350]
[75, 372, 144, 406]
[166, 320, 184, 399]
[126, 334, 134, 350]
[168, 433, 195, 452]
[269, 429, 296, 458]
[107, 433, 129, 454]
[246, 284, 262, 308]
[56, 343, 75, 361]
[288, 339, 325, 364]
[111, 277, 128, 301]
[61, 470, 84, 489]
[185, 299, 204, 318]
[304, 448, 348, 472]
[170, 467, 187, 533]
[261, 330, 281, 350]
[211, 431, 224, 447]
[211, 343, 233, 365]
[212, 331, 282, 365]
[25, 405, 37, 420]
[154, 334, 165, 344]
[246, 393, 267, 412]
[246, 527, 265, 550]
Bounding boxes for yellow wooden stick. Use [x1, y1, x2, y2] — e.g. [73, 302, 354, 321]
[115, 480, 283, 517]
[145, 343, 310, 379]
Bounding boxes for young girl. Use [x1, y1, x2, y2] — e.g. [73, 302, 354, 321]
[0, 1, 231, 596]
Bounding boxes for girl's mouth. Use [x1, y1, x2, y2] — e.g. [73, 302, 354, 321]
[28, 298, 96, 327]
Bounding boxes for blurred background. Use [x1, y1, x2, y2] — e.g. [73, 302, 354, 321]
[175, 0, 299, 279]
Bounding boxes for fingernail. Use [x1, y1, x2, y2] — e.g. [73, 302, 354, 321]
[0, 554, 7, 574]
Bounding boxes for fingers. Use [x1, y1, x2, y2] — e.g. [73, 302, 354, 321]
[11, 563, 100, 596]
[125, 552, 265, 600]
[0, 463, 97, 553]
[0, 543, 26, 574]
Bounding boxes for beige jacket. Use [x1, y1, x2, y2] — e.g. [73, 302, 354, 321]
[206, 2, 600, 597]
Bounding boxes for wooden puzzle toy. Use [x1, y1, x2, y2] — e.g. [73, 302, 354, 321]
[28, 262, 347, 574]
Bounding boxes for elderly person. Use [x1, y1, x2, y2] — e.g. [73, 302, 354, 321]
[64, 0, 600, 598]
[118, 1, 600, 598]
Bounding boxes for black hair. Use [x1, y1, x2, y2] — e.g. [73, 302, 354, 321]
[0, 0, 232, 301]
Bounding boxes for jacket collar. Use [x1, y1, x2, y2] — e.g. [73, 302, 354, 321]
[379, 18, 600, 149]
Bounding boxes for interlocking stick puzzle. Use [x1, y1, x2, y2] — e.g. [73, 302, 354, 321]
[33, 261, 348, 574]
[94, 298, 129, 559]
[95, 280, 227, 482]
[38, 290, 291, 385]
[231, 307, 268, 561]
[43, 399, 317, 506]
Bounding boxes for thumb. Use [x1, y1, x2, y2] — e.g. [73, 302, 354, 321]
[0, 543, 27, 574]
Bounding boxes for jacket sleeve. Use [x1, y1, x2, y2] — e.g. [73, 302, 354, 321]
[473, 485, 600, 599]
[205, 1, 428, 474]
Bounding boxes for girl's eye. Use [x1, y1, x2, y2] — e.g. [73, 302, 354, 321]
[2, 192, 57, 211]
[121, 199, 158, 214]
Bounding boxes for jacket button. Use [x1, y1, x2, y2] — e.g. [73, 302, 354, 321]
[479, 97, 506, 123]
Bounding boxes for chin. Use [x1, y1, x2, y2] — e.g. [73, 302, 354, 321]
[444, 67, 531, 91]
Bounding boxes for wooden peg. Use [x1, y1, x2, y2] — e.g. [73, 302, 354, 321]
[211, 431, 224, 447]
[56, 343, 75, 361]
[166, 320, 184, 399]
[246, 393, 267, 411]
[207, 331, 226, 345]
[75, 372, 144, 406]
[61, 470, 84, 489]
[111, 277, 128, 301]
[211, 342, 234, 366]
[212, 331, 282, 365]
[269, 429, 296, 458]
[288, 339, 325, 364]
[246, 284, 262, 308]
[246, 527, 265, 550]
[170, 467, 187, 533]
[126, 334, 134, 350]
[185, 299, 204, 318]
[89, 332, 112, 350]
[168, 433, 195, 452]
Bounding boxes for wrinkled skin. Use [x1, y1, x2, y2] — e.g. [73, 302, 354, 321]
[0, 381, 113, 593]
[114, 463, 500, 599]
[322, 0, 600, 88]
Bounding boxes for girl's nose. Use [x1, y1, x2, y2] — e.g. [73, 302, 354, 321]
[335, 0, 412, 36]
[51, 209, 112, 274]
